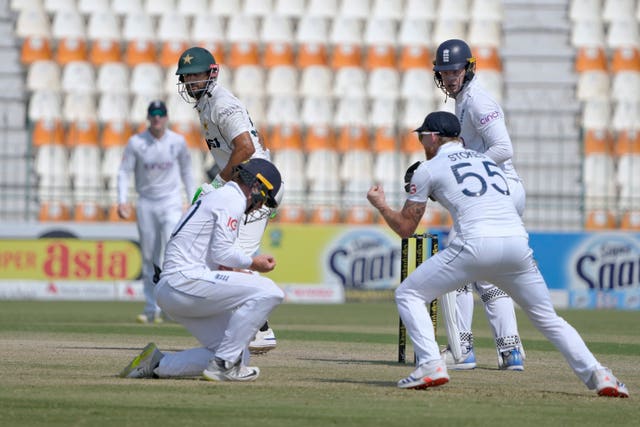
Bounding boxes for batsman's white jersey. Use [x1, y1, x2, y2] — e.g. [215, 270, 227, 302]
[455, 77, 524, 214]
[118, 128, 195, 319]
[445, 76, 526, 363]
[195, 84, 271, 256]
[153, 182, 284, 377]
[399, 141, 605, 389]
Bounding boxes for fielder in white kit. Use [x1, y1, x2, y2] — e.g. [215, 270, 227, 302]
[433, 39, 526, 370]
[117, 100, 195, 324]
[175, 46, 280, 353]
[367, 111, 628, 397]
[119, 158, 284, 382]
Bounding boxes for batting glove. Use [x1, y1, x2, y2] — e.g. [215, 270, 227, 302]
[190, 175, 226, 204]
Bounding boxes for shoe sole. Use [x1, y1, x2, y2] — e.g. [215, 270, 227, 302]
[202, 369, 260, 382]
[401, 376, 450, 390]
[501, 365, 524, 371]
[598, 387, 629, 398]
[202, 370, 226, 382]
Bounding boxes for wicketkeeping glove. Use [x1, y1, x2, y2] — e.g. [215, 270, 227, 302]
[403, 161, 422, 193]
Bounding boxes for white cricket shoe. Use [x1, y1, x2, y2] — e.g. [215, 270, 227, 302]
[119, 342, 164, 378]
[397, 359, 449, 390]
[203, 358, 260, 382]
[249, 328, 277, 354]
[441, 345, 477, 370]
[592, 368, 629, 398]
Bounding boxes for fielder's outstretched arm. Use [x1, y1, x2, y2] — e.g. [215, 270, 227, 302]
[367, 185, 426, 238]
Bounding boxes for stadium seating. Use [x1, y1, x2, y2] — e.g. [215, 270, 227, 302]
[8, 0, 556, 227]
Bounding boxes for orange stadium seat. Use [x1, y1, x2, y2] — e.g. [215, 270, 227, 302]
[344, 205, 376, 224]
[269, 124, 307, 223]
[611, 47, 640, 72]
[191, 14, 226, 65]
[339, 126, 374, 224]
[227, 15, 260, 68]
[261, 15, 295, 68]
[39, 201, 72, 221]
[615, 129, 640, 156]
[55, 37, 89, 65]
[122, 12, 157, 66]
[157, 13, 190, 68]
[305, 125, 340, 224]
[272, 205, 307, 224]
[107, 204, 137, 222]
[194, 40, 225, 66]
[472, 46, 502, 72]
[32, 119, 65, 147]
[295, 16, 329, 68]
[66, 120, 99, 146]
[124, 40, 158, 67]
[620, 211, 640, 230]
[269, 123, 302, 152]
[100, 121, 132, 148]
[331, 44, 363, 69]
[575, 46, 608, 72]
[21, 37, 53, 64]
[373, 127, 404, 208]
[171, 122, 205, 152]
[585, 209, 617, 230]
[89, 40, 122, 65]
[364, 18, 397, 70]
[399, 45, 432, 71]
[73, 202, 105, 222]
[87, 10, 122, 65]
[398, 17, 432, 71]
[160, 41, 189, 68]
[330, 17, 364, 69]
[583, 129, 613, 155]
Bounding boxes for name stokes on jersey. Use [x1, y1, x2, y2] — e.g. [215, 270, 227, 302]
[447, 150, 484, 162]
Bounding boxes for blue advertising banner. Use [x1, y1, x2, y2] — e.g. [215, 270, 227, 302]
[529, 232, 640, 310]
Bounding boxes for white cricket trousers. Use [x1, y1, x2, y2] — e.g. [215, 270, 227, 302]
[153, 269, 284, 378]
[451, 178, 526, 348]
[136, 196, 183, 318]
[396, 236, 604, 389]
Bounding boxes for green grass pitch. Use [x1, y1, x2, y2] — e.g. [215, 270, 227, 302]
[0, 300, 638, 427]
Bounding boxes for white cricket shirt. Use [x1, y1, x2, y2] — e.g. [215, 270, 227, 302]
[162, 181, 253, 278]
[195, 84, 269, 169]
[408, 142, 527, 240]
[118, 128, 195, 203]
[455, 77, 521, 181]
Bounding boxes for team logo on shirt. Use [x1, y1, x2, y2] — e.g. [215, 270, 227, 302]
[227, 217, 238, 231]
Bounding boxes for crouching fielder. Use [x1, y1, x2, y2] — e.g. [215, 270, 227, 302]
[119, 159, 284, 382]
[368, 111, 628, 397]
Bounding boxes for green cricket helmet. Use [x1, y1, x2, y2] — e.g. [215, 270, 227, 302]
[176, 46, 220, 102]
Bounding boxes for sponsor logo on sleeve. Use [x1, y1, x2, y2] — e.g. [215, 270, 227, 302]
[479, 111, 500, 126]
